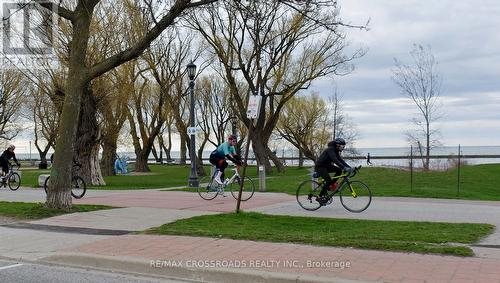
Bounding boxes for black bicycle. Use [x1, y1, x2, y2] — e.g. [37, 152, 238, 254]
[296, 166, 372, 212]
[44, 163, 86, 199]
[1, 164, 21, 191]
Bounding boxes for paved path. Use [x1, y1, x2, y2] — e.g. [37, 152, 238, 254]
[3, 188, 500, 282]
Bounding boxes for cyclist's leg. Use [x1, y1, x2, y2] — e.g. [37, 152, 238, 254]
[219, 159, 228, 180]
[210, 154, 226, 183]
[331, 167, 342, 186]
[209, 154, 218, 174]
[0, 159, 8, 177]
[316, 166, 333, 196]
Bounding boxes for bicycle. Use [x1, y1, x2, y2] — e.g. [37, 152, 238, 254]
[1, 164, 21, 191]
[296, 166, 372, 212]
[198, 166, 255, 201]
[44, 163, 86, 199]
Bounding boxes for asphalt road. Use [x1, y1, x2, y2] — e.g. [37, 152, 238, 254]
[0, 259, 197, 283]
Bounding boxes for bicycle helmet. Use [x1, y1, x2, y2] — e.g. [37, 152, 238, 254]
[334, 138, 346, 145]
[7, 144, 15, 150]
[228, 134, 237, 141]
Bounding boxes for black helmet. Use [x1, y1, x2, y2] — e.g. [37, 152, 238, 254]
[334, 138, 346, 145]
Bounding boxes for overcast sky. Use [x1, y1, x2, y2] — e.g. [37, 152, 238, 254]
[311, 0, 500, 148]
[11, 1, 500, 153]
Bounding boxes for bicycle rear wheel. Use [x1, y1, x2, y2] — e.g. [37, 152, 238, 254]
[229, 176, 255, 201]
[71, 176, 86, 199]
[198, 176, 219, 200]
[339, 180, 372, 213]
[296, 180, 322, 211]
[8, 172, 21, 191]
[44, 176, 50, 194]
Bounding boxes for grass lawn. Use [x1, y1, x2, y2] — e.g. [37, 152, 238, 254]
[0, 201, 114, 220]
[19, 165, 261, 190]
[146, 212, 494, 257]
[19, 163, 500, 200]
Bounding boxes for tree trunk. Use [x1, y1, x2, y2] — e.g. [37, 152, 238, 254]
[74, 86, 105, 186]
[298, 150, 304, 168]
[35, 143, 50, 169]
[250, 131, 285, 173]
[101, 139, 117, 176]
[47, 82, 84, 209]
[47, 5, 95, 209]
[196, 138, 208, 177]
[179, 134, 187, 165]
[159, 134, 172, 161]
[425, 122, 430, 171]
[251, 136, 272, 173]
[135, 150, 150, 172]
[266, 147, 285, 172]
[151, 144, 160, 162]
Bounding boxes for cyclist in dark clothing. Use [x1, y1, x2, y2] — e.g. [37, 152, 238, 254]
[315, 138, 353, 202]
[0, 144, 20, 176]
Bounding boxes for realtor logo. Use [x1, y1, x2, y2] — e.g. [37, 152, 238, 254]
[1, 1, 57, 69]
[2, 1, 54, 54]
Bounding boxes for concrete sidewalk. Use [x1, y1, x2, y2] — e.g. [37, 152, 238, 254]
[2, 189, 500, 282]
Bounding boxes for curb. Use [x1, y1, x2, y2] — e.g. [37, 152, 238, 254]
[41, 253, 371, 283]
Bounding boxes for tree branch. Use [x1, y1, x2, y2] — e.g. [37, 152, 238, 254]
[89, 0, 212, 79]
[36, 0, 75, 22]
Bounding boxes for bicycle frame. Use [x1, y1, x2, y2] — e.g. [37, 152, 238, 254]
[318, 169, 359, 198]
[1, 165, 18, 180]
[209, 167, 240, 191]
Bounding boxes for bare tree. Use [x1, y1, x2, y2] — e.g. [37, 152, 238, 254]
[328, 90, 359, 156]
[392, 44, 442, 170]
[36, 0, 217, 209]
[98, 67, 129, 176]
[0, 70, 26, 140]
[189, 0, 365, 173]
[26, 83, 61, 168]
[276, 93, 331, 164]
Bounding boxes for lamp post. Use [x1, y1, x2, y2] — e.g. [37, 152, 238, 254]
[187, 62, 198, 188]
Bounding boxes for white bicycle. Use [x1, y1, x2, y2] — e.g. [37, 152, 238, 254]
[198, 167, 255, 201]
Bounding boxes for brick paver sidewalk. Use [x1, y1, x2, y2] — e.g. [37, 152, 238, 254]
[64, 234, 500, 283]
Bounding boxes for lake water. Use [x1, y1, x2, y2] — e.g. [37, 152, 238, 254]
[17, 146, 500, 168]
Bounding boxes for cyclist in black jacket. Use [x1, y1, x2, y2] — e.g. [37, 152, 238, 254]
[315, 138, 353, 203]
[0, 144, 20, 177]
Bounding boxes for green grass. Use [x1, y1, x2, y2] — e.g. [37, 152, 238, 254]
[0, 201, 114, 220]
[20, 165, 261, 190]
[146, 212, 494, 257]
[19, 163, 500, 200]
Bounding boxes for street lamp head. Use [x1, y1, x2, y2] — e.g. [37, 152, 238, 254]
[187, 62, 197, 81]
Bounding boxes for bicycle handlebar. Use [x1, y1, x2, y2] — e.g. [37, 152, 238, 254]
[9, 163, 20, 170]
[348, 165, 362, 178]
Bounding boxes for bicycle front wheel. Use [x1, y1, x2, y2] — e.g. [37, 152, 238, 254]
[339, 180, 372, 213]
[71, 176, 86, 199]
[296, 180, 322, 211]
[229, 176, 255, 201]
[198, 176, 219, 200]
[8, 172, 21, 191]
